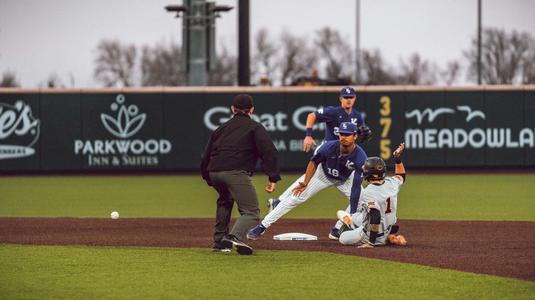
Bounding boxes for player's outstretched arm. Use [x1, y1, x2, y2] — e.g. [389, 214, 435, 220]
[292, 161, 317, 196]
[393, 143, 406, 181]
[303, 112, 317, 152]
[393, 142, 405, 158]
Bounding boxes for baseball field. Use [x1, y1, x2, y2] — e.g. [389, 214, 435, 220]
[1, 172, 535, 299]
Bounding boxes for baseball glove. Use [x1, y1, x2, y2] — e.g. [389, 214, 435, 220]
[356, 125, 372, 143]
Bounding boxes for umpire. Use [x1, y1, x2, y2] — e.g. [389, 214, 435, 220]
[201, 94, 281, 255]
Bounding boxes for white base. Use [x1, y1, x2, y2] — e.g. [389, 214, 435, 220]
[273, 232, 318, 241]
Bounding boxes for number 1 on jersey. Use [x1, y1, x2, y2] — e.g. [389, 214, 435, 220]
[385, 197, 392, 214]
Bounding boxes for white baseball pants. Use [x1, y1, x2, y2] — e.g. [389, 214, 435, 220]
[261, 164, 355, 228]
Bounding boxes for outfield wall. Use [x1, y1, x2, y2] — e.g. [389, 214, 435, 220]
[1, 86, 534, 172]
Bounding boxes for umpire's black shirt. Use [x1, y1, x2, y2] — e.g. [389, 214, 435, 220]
[201, 113, 281, 183]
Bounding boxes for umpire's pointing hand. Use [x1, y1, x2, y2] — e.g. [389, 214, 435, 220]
[265, 181, 276, 193]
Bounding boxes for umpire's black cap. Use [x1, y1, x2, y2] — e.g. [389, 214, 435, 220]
[232, 94, 254, 109]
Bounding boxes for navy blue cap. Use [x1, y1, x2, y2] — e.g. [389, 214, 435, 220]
[232, 94, 254, 109]
[340, 86, 356, 97]
[338, 122, 357, 134]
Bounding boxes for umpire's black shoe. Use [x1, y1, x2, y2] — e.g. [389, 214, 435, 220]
[221, 235, 254, 255]
[212, 242, 231, 253]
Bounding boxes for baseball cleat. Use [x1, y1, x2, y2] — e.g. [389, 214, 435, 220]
[222, 235, 254, 255]
[267, 198, 280, 213]
[212, 242, 231, 253]
[328, 227, 340, 240]
[338, 224, 351, 235]
[336, 210, 352, 226]
[235, 243, 254, 255]
[247, 224, 266, 240]
[212, 247, 231, 253]
[387, 234, 407, 246]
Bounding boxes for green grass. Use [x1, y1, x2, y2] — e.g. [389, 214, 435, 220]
[0, 174, 534, 221]
[1, 174, 534, 299]
[1, 244, 533, 300]
[399, 173, 535, 221]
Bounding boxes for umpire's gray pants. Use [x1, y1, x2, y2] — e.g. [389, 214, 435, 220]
[209, 170, 260, 242]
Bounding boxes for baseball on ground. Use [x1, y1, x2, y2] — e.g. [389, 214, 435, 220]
[110, 211, 120, 219]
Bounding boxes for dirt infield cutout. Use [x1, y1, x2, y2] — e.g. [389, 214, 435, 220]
[1, 218, 534, 281]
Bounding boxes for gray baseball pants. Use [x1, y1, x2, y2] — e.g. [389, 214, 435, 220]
[209, 170, 260, 243]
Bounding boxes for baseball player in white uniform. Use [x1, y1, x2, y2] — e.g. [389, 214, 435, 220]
[246, 122, 367, 240]
[337, 143, 407, 248]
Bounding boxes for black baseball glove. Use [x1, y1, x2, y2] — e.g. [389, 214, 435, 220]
[356, 125, 372, 143]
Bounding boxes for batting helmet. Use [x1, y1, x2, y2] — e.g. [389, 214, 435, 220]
[363, 156, 386, 181]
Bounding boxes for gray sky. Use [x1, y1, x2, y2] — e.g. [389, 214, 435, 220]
[1, 0, 534, 87]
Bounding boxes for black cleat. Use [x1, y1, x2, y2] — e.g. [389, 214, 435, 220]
[338, 224, 351, 235]
[221, 235, 254, 255]
[212, 242, 231, 253]
[328, 227, 340, 240]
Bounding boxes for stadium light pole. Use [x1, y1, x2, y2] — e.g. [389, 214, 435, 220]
[165, 1, 233, 86]
[238, 0, 250, 86]
[477, 0, 482, 85]
[355, 0, 361, 84]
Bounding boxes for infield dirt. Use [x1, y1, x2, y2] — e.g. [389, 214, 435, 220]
[1, 218, 533, 281]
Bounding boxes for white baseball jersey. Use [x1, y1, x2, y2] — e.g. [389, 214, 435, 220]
[339, 175, 404, 246]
